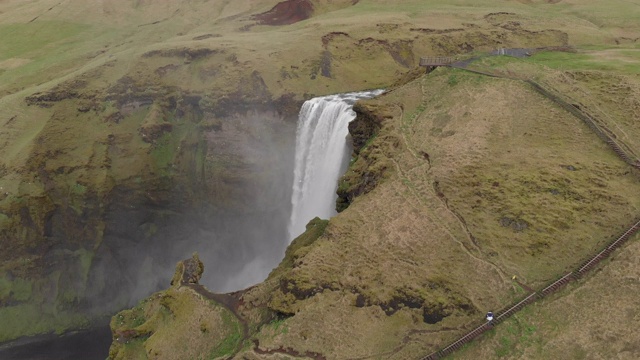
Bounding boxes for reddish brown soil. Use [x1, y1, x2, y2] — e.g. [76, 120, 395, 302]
[253, 340, 326, 360]
[253, 0, 314, 25]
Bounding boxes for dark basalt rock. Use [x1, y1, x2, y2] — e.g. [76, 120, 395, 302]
[142, 47, 218, 60]
[348, 103, 386, 156]
[352, 286, 476, 324]
[499, 216, 529, 232]
[336, 102, 395, 212]
[171, 253, 204, 286]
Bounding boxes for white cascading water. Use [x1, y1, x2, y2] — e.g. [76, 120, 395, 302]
[288, 89, 384, 241]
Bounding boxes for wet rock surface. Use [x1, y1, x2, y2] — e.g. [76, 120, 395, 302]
[0, 326, 112, 360]
[171, 253, 204, 286]
[336, 101, 395, 212]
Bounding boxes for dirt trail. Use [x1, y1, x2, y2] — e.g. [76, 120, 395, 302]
[185, 284, 249, 358]
[253, 339, 327, 360]
[419, 51, 640, 360]
[394, 77, 510, 284]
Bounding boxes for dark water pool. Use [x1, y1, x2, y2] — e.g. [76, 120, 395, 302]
[0, 326, 112, 360]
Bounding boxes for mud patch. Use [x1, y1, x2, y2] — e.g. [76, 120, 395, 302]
[385, 40, 415, 68]
[314, 51, 332, 79]
[253, 0, 314, 26]
[142, 47, 217, 61]
[192, 34, 220, 41]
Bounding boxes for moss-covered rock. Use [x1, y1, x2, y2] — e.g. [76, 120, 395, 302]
[337, 102, 396, 212]
[170, 253, 204, 287]
[109, 286, 242, 360]
[267, 218, 328, 315]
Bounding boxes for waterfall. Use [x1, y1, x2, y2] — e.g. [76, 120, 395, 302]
[288, 90, 384, 241]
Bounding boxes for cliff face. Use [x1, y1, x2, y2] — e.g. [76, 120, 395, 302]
[108, 60, 640, 359]
[0, 66, 300, 341]
[2, 0, 640, 352]
[336, 101, 395, 212]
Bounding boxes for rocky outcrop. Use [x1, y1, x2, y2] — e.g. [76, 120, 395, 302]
[108, 268, 243, 360]
[170, 253, 204, 286]
[336, 101, 396, 212]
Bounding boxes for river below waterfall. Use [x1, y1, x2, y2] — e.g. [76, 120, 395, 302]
[0, 326, 111, 360]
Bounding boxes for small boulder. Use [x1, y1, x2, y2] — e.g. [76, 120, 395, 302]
[170, 253, 204, 287]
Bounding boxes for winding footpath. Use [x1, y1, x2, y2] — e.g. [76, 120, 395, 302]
[181, 54, 640, 360]
[419, 55, 640, 360]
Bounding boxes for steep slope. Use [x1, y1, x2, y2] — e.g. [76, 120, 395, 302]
[108, 61, 640, 359]
[1, 0, 640, 352]
[450, 236, 640, 360]
[251, 68, 640, 359]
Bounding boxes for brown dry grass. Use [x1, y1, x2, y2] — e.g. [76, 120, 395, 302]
[451, 232, 640, 360]
[413, 70, 640, 284]
[1, 0, 640, 354]
[540, 70, 640, 159]
[237, 67, 640, 359]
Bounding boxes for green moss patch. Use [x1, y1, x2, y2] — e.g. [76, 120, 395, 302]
[109, 287, 242, 360]
[0, 22, 89, 61]
[268, 217, 328, 280]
